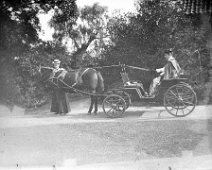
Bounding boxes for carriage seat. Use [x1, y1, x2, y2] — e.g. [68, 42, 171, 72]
[120, 72, 146, 95]
[120, 72, 141, 86]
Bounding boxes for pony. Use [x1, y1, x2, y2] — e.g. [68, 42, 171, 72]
[37, 66, 104, 114]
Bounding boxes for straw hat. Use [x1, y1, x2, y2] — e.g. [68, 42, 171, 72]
[53, 59, 61, 64]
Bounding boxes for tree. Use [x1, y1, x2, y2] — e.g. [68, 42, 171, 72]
[0, 0, 78, 107]
[0, 0, 77, 60]
[182, 0, 212, 104]
[101, 0, 209, 92]
[50, 3, 109, 68]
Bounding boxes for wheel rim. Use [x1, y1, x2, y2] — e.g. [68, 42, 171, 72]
[103, 95, 126, 118]
[164, 84, 197, 117]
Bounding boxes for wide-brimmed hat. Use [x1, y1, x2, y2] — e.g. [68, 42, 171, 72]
[53, 59, 61, 64]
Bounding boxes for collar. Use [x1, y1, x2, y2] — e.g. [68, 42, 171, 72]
[168, 56, 175, 62]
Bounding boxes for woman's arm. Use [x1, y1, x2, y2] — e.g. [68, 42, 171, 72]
[156, 67, 165, 76]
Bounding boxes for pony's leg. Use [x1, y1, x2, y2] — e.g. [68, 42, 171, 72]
[88, 95, 94, 114]
[94, 96, 98, 115]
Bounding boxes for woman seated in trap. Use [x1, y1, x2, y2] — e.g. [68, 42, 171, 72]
[149, 49, 182, 97]
[50, 59, 70, 115]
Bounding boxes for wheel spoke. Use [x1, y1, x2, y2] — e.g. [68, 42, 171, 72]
[166, 94, 178, 100]
[181, 95, 194, 101]
[106, 100, 113, 106]
[106, 108, 113, 114]
[179, 100, 187, 108]
[166, 97, 178, 106]
[184, 106, 192, 112]
[169, 90, 178, 98]
[178, 100, 193, 112]
[175, 105, 179, 115]
[175, 86, 181, 97]
[181, 100, 195, 105]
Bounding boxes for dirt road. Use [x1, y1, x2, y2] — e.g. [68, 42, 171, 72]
[0, 98, 212, 170]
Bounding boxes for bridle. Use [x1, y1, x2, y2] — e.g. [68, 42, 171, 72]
[35, 65, 54, 84]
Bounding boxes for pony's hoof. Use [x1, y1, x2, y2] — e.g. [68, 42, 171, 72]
[88, 112, 91, 115]
[93, 111, 97, 115]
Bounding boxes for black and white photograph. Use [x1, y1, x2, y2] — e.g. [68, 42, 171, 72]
[0, 0, 212, 169]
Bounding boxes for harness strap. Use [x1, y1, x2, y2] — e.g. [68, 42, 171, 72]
[58, 79, 107, 97]
[81, 68, 96, 78]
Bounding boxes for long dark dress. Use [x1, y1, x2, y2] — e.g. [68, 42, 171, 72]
[50, 70, 70, 114]
[50, 88, 70, 114]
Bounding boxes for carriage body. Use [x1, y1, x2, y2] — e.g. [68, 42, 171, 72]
[103, 68, 197, 118]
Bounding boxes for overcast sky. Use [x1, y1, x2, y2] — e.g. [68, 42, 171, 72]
[77, 0, 136, 13]
[38, 0, 136, 41]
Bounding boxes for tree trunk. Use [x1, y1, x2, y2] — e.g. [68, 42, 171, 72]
[71, 35, 96, 68]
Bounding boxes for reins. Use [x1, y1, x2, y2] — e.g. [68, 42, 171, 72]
[56, 78, 108, 97]
[40, 64, 151, 97]
[41, 66, 107, 97]
[92, 64, 151, 72]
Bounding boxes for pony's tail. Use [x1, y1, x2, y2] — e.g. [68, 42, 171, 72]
[97, 72, 104, 93]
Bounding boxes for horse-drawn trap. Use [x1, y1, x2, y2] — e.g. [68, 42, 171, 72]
[38, 63, 201, 118]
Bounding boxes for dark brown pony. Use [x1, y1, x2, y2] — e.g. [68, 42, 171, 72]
[38, 67, 104, 114]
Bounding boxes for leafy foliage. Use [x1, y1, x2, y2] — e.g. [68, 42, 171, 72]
[101, 0, 210, 94]
[0, 0, 77, 107]
[0, 0, 211, 107]
[50, 3, 109, 68]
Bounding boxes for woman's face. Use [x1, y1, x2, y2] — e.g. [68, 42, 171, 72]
[53, 62, 60, 69]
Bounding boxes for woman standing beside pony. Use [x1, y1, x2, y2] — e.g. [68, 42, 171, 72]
[50, 59, 70, 115]
[42, 58, 104, 115]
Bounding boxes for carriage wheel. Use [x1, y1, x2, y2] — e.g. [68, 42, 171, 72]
[102, 94, 126, 118]
[164, 84, 197, 117]
[113, 91, 131, 109]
